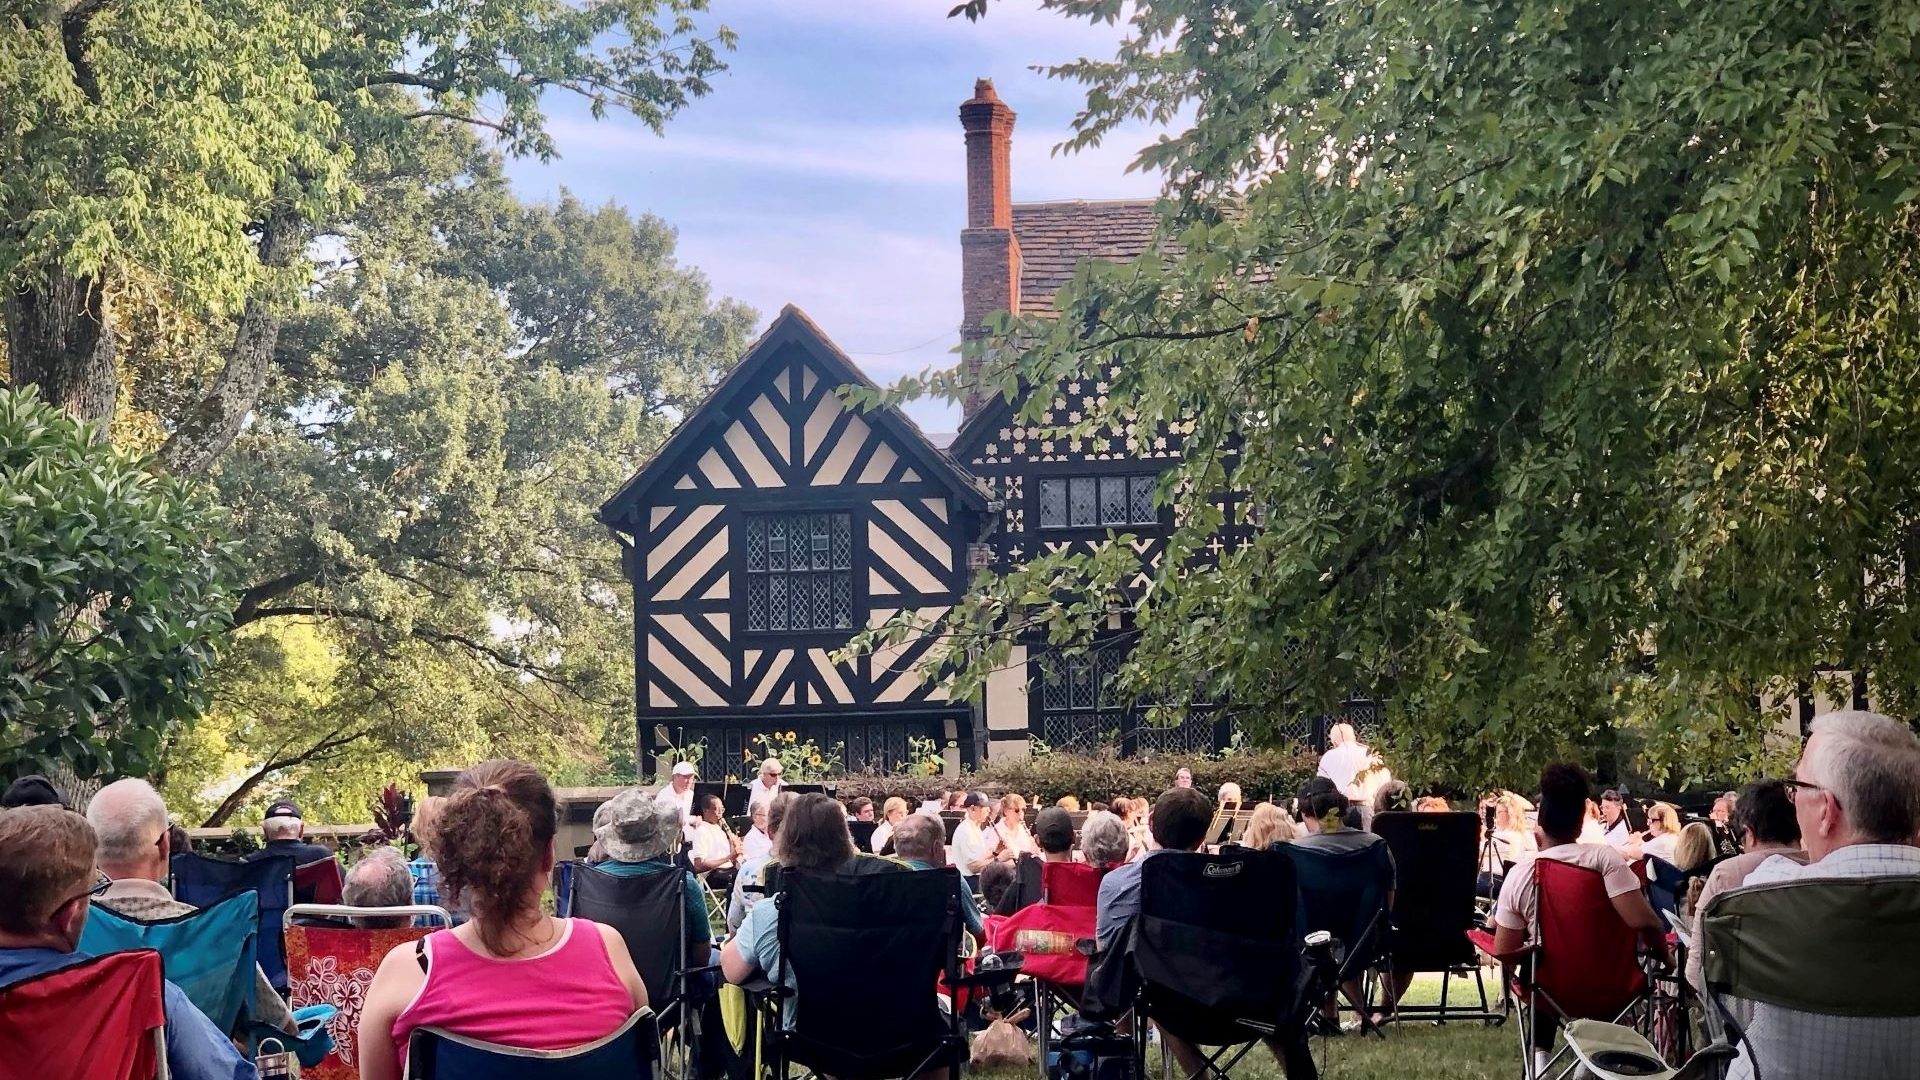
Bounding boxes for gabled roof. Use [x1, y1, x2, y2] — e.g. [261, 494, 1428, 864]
[1013, 199, 1162, 314]
[599, 305, 987, 534]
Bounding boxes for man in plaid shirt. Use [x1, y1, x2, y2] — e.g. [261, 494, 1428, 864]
[407, 796, 461, 925]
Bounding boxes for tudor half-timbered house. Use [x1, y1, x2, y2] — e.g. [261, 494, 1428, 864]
[599, 307, 991, 771]
[606, 80, 1251, 769]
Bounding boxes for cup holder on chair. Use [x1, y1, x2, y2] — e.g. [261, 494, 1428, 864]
[1586, 1048, 1668, 1076]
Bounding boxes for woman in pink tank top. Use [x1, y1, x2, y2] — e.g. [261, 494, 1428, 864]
[357, 762, 647, 1080]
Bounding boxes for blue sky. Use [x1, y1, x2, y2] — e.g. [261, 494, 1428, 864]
[504, 0, 1164, 434]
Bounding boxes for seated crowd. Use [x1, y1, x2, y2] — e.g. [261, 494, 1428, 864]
[3, 711, 1919, 1080]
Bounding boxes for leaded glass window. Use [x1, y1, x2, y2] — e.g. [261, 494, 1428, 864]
[1036, 473, 1164, 530]
[744, 512, 854, 631]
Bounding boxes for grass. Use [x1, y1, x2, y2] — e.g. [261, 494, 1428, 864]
[976, 973, 1519, 1080]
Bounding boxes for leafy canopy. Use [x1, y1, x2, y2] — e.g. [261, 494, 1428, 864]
[889, 0, 1920, 790]
[0, 387, 233, 780]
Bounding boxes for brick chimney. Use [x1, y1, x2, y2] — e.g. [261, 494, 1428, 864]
[959, 79, 1019, 420]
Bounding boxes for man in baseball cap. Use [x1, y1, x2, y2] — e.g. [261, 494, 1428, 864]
[246, 798, 335, 870]
[654, 760, 699, 831]
[1, 775, 64, 809]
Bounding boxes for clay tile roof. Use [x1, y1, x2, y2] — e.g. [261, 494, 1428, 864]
[1012, 199, 1163, 314]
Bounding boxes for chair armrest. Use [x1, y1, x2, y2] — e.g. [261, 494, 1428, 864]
[1466, 927, 1536, 964]
[951, 956, 1026, 989]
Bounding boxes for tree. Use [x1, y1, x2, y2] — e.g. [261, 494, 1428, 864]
[2, 0, 731, 473]
[882, 0, 1920, 790]
[0, 386, 232, 782]
[152, 128, 753, 821]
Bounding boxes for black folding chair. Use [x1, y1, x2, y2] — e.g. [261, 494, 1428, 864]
[1280, 837, 1396, 1034]
[760, 865, 1006, 1080]
[169, 850, 295, 991]
[1371, 811, 1502, 1024]
[570, 863, 715, 1080]
[1103, 848, 1321, 1080]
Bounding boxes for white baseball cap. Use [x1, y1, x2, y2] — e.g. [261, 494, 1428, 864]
[671, 761, 697, 777]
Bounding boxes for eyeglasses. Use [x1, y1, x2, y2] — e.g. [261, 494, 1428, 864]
[1782, 778, 1830, 804]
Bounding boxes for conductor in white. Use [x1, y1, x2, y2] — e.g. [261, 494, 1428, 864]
[1317, 722, 1372, 800]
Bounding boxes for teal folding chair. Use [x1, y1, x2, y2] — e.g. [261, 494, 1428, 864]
[80, 890, 259, 1034]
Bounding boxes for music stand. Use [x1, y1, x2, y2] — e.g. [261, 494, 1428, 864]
[848, 820, 879, 851]
[1205, 809, 1254, 848]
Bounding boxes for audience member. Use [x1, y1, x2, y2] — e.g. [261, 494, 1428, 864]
[979, 861, 1015, 912]
[0, 805, 260, 1080]
[746, 759, 785, 814]
[891, 813, 985, 937]
[1241, 801, 1297, 849]
[343, 848, 415, 929]
[591, 791, 712, 962]
[247, 799, 337, 890]
[1079, 811, 1130, 868]
[1296, 784, 1388, 857]
[168, 822, 194, 855]
[1097, 787, 1302, 1079]
[1723, 712, 1920, 1080]
[358, 760, 647, 1080]
[951, 792, 1002, 886]
[1492, 764, 1665, 1077]
[994, 793, 1035, 858]
[1672, 822, 1715, 874]
[653, 761, 698, 828]
[1371, 780, 1412, 816]
[688, 793, 741, 892]
[2, 774, 64, 808]
[743, 800, 773, 862]
[406, 795, 451, 919]
[722, 793, 905, 1020]
[1685, 779, 1803, 994]
[995, 806, 1077, 914]
[729, 792, 792, 932]
[871, 796, 908, 853]
[84, 779, 296, 1035]
[1642, 802, 1682, 863]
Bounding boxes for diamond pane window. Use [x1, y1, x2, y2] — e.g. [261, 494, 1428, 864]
[1100, 477, 1128, 525]
[1068, 477, 1097, 526]
[743, 511, 855, 631]
[1038, 473, 1165, 530]
[1039, 478, 1067, 528]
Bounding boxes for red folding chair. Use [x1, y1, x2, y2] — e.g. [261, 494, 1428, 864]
[285, 903, 452, 1080]
[294, 858, 345, 905]
[1470, 859, 1651, 1079]
[988, 860, 1109, 1061]
[0, 949, 167, 1080]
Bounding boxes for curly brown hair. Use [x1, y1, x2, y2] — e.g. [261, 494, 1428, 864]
[435, 760, 557, 954]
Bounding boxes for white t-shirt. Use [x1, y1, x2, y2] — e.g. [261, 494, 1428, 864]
[1642, 832, 1678, 864]
[1493, 842, 1642, 943]
[746, 779, 784, 813]
[743, 826, 772, 863]
[688, 819, 732, 869]
[1317, 742, 1370, 795]
[952, 818, 997, 873]
[654, 782, 695, 824]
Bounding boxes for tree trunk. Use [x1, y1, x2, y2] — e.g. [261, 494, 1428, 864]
[3, 266, 118, 424]
[157, 211, 302, 474]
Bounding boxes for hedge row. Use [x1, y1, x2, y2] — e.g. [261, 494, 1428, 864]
[831, 747, 1322, 807]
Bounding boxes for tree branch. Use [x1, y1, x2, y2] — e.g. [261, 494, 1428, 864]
[59, 0, 112, 105]
[232, 565, 318, 626]
[199, 725, 373, 827]
[364, 71, 454, 93]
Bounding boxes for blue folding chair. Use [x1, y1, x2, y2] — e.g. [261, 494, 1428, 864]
[171, 851, 295, 990]
[402, 1008, 658, 1079]
[80, 890, 259, 1033]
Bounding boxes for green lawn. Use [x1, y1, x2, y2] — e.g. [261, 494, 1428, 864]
[978, 973, 1519, 1080]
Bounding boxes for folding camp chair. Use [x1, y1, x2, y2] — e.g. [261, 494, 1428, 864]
[80, 890, 260, 1035]
[1099, 848, 1320, 1080]
[170, 850, 295, 991]
[285, 903, 452, 1080]
[1558, 871, 1920, 1080]
[0, 949, 169, 1080]
[403, 1007, 659, 1080]
[570, 863, 717, 1080]
[759, 864, 1008, 1080]
[1280, 837, 1396, 1034]
[293, 858, 345, 906]
[1371, 811, 1502, 1023]
[988, 859, 1108, 1061]
[1468, 859, 1655, 1080]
